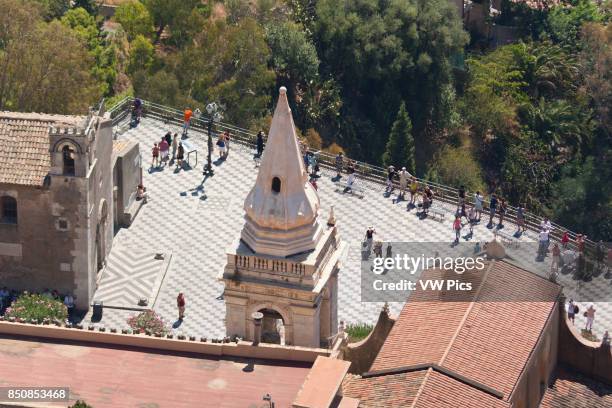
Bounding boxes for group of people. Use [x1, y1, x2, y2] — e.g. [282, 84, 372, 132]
[151, 131, 185, 169]
[567, 299, 607, 343]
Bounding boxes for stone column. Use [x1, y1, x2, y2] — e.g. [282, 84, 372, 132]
[252, 311, 263, 345]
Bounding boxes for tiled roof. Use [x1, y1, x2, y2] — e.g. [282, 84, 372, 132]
[342, 371, 427, 408]
[540, 366, 612, 408]
[343, 369, 510, 408]
[0, 112, 83, 186]
[369, 261, 561, 401]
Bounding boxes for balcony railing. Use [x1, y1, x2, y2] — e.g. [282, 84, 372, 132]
[107, 97, 600, 258]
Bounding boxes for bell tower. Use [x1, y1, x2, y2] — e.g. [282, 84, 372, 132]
[222, 87, 347, 348]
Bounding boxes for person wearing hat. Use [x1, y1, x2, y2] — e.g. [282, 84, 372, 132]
[398, 167, 408, 200]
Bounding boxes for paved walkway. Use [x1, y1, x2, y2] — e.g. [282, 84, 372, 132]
[84, 118, 611, 342]
[0, 336, 309, 407]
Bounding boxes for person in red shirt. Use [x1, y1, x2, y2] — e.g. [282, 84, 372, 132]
[183, 108, 193, 136]
[151, 143, 160, 168]
[561, 231, 570, 249]
[177, 293, 185, 320]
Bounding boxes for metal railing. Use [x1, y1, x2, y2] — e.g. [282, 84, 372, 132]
[106, 97, 600, 257]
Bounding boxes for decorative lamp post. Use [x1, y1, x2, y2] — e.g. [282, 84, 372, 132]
[204, 102, 222, 175]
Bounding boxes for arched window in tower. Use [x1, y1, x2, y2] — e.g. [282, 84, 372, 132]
[271, 177, 281, 194]
[62, 145, 75, 176]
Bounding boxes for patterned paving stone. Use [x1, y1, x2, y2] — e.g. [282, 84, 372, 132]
[83, 117, 611, 342]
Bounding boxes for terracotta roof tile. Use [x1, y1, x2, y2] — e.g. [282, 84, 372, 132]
[342, 370, 427, 408]
[540, 366, 612, 408]
[0, 112, 84, 186]
[370, 261, 561, 402]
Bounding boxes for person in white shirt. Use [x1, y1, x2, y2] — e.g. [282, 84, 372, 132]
[64, 295, 75, 312]
[474, 192, 483, 222]
[398, 167, 408, 200]
[344, 172, 356, 193]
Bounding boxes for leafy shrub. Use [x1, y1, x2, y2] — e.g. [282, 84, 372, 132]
[127, 309, 168, 336]
[69, 401, 92, 408]
[346, 322, 373, 342]
[4, 293, 67, 322]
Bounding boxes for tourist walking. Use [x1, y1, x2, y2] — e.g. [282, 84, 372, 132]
[256, 131, 265, 157]
[409, 177, 418, 206]
[458, 185, 466, 206]
[217, 132, 226, 158]
[365, 227, 376, 253]
[474, 191, 484, 222]
[468, 206, 477, 235]
[223, 130, 231, 158]
[172, 133, 179, 161]
[561, 231, 570, 249]
[335, 152, 344, 178]
[567, 299, 577, 324]
[64, 294, 75, 320]
[497, 198, 507, 229]
[183, 107, 193, 136]
[386, 166, 396, 193]
[453, 216, 462, 244]
[159, 137, 169, 163]
[176, 143, 184, 168]
[398, 167, 408, 200]
[151, 143, 160, 168]
[488, 194, 498, 228]
[585, 304, 596, 332]
[164, 131, 172, 147]
[602, 331, 610, 347]
[516, 204, 526, 234]
[344, 172, 356, 193]
[373, 241, 383, 258]
[551, 243, 561, 275]
[177, 293, 186, 320]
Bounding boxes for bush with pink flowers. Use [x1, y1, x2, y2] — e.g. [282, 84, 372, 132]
[127, 309, 168, 335]
[4, 292, 67, 322]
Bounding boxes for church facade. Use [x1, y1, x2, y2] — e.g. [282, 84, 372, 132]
[0, 108, 116, 310]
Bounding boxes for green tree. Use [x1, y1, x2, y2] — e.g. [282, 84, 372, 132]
[114, 0, 154, 41]
[547, 0, 605, 46]
[266, 21, 319, 92]
[32, 0, 70, 20]
[426, 146, 485, 193]
[61, 7, 118, 96]
[143, 0, 199, 41]
[313, 0, 468, 166]
[382, 102, 415, 173]
[127, 35, 154, 74]
[0, 4, 101, 113]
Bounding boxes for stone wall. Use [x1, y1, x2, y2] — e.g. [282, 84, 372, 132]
[558, 304, 612, 385]
[509, 301, 560, 408]
[340, 307, 395, 374]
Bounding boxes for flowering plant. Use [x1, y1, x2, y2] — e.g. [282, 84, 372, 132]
[127, 309, 168, 336]
[4, 293, 67, 322]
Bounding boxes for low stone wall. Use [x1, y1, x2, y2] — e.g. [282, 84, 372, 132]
[340, 307, 395, 374]
[0, 321, 328, 363]
[558, 308, 612, 385]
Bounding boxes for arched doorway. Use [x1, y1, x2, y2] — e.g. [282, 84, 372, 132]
[259, 308, 286, 345]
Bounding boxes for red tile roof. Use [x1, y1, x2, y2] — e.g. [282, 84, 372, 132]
[540, 366, 612, 408]
[0, 112, 83, 186]
[364, 261, 561, 404]
[342, 370, 427, 408]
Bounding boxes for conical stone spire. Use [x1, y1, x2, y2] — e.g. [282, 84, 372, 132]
[241, 87, 322, 257]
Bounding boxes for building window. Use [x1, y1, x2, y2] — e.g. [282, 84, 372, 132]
[1, 196, 17, 224]
[271, 177, 281, 194]
[63, 145, 75, 176]
[56, 218, 69, 231]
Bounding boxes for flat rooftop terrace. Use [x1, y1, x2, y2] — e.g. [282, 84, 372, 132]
[0, 335, 309, 407]
[84, 116, 611, 342]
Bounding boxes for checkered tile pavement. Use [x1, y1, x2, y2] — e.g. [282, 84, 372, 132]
[87, 118, 611, 341]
